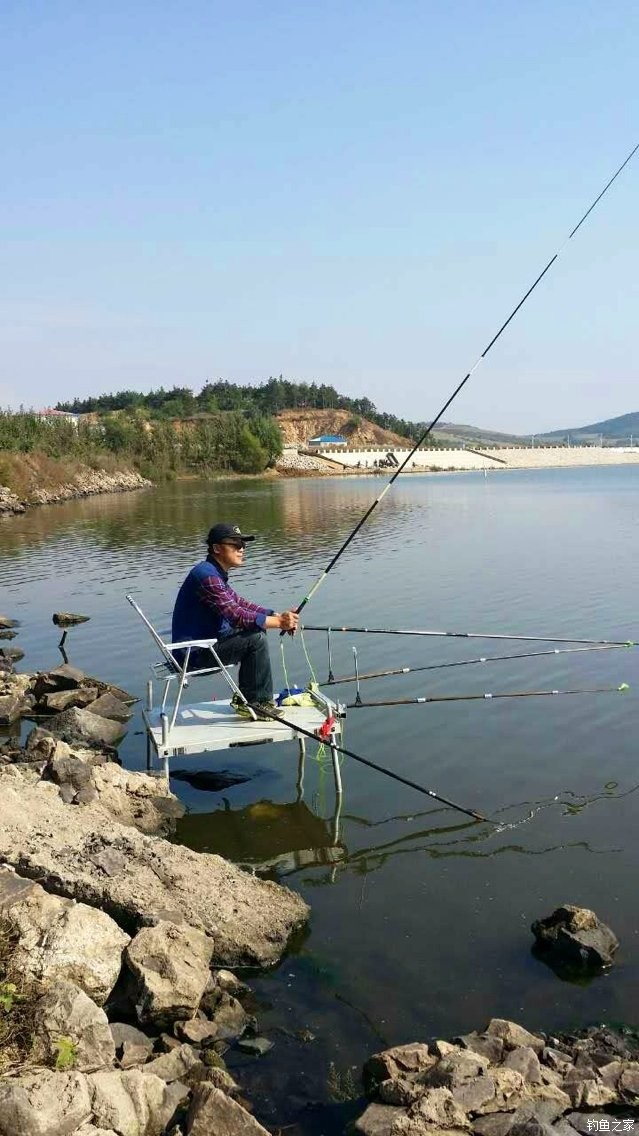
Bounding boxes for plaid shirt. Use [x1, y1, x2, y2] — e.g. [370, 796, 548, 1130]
[197, 557, 273, 635]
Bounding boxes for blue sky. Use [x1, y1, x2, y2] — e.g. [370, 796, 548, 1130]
[1, 1, 637, 431]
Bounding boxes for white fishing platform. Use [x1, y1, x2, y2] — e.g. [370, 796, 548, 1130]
[126, 594, 345, 793]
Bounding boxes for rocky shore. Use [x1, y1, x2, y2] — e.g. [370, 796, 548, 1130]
[0, 628, 637, 1135]
[0, 468, 150, 515]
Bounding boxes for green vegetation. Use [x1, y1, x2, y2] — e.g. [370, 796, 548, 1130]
[56, 376, 431, 443]
[52, 1036, 78, 1070]
[0, 407, 282, 479]
[0, 920, 42, 1072]
[326, 1060, 360, 1102]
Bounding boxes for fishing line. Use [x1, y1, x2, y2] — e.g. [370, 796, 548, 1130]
[325, 642, 629, 686]
[284, 142, 639, 628]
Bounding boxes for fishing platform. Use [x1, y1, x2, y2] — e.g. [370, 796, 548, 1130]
[127, 595, 345, 794]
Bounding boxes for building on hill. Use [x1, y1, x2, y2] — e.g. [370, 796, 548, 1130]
[37, 408, 81, 426]
[308, 434, 348, 447]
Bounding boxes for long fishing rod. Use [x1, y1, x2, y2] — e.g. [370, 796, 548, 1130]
[325, 643, 630, 687]
[304, 624, 635, 646]
[283, 142, 638, 632]
[346, 683, 630, 709]
[252, 705, 487, 822]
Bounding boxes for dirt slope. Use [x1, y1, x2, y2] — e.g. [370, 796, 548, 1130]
[276, 409, 410, 448]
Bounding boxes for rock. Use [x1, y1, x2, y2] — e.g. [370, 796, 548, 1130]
[0, 774, 309, 965]
[619, 1061, 639, 1098]
[126, 920, 214, 1026]
[50, 751, 94, 791]
[40, 706, 126, 748]
[471, 1115, 515, 1136]
[187, 1082, 271, 1136]
[402, 1086, 470, 1130]
[353, 1102, 406, 1136]
[75, 1127, 119, 1136]
[35, 664, 86, 694]
[541, 1047, 572, 1072]
[53, 612, 91, 627]
[564, 1113, 610, 1135]
[503, 1047, 542, 1083]
[175, 1018, 222, 1046]
[378, 1077, 424, 1107]
[41, 688, 88, 713]
[35, 978, 116, 1071]
[201, 991, 248, 1041]
[90, 762, 185, 834]
[0, 692, 22, 725]
[110, 1022, 156, 1058]
[364, 1043, 436, 1090]
[120, 1041, 154, 1069]
[0, 1070, 92, 1135]
[423, 1050, 490, 1089]
[484, 1019, 545, 1053]
[459, 1032, 505, 1064]
[0, 630, 17, 640]
[212, 968, 252, 1000]
[0, 867, 129, 1004]
[199, 1066, 239, 1096]
[531, 904, 619, 969]
[0, 646, 24, 662]
[236, 1036, 274, 1057]
[0, 617, 18, 629]
[452, 1077, 497, 1113]
[474, 1069, 530, 1115]
[89, 1068, 189, 1136]
[432, 1039, 461, 1058]
[85, 692, 134, 723]
[145, 1043, 204, 1083]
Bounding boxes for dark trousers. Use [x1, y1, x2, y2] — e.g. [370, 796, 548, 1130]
[206, 630, 273, 704]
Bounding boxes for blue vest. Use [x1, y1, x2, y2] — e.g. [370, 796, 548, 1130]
[172, 559, 233, 648]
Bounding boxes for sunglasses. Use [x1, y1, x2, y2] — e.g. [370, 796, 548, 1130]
[221, 540, 246, 550]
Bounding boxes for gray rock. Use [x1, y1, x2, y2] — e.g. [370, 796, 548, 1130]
[90, 762, 185, 834]
[126, 920, 214, 1026]
[0, 867, 129, 1005]
[619, 1061, 639, 1099]
[0, 646, 24, 662]
[110, 1022, 156, 1057]
[0, 773, 310, 966]
[541, 1047, 572, 1072]
[0, 630, 17, 640]
[503, 1047, 542, 1083]
[187, 1082, 271, 1136]
[460, 1031, 505, 1064]
[199, 1066, 239, 1096]
[175, 1018, 222, 1046]
[35, 978, 116, 1071]
[353, 1102, 406, 1136]
[473, 1068, 530, 1115]
[0, 617, 18, 629]
[50, 752, 94, 790]
[236, 1036, 273, 1056]
[0, 692, 22, 725]
[403, 1086, 469, 1130]
[423, 1050, 490, 1089]
[471, 1115, 515, 1136]
[120, 1040, 154, 1069]
[363, 1042, 436, 1090]
[41, 706, 125, 748]
[203, 991, 248, 1041]
[0, 1070, 92, 1136]
[485, 1019, 545, 1054]
[377, 1076, 423, 1107]
[53, 612, 91, 627]
[453, 1076, 497, 1112]
[85, 692, 134, 723]
[35, 664, 86, 695]
[212, 968, 252, 1000]
[531, 904, 619, 969]
[145, 1043, 204, 1083]
[89, 1068, 189, 1136]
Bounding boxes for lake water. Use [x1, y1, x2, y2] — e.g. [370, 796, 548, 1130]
[2, 466, 639, 1128]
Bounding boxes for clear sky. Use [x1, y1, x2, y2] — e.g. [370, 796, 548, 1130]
[1, 1, 637, 432]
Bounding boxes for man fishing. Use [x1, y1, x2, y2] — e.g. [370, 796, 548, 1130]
[172, 523, 299, 719]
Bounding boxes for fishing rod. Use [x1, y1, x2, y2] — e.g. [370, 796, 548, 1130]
[304, 624, 635, 646]
[346, 683, 630, 709]
[325, 643, 630, 687]
[252, 704, 488, 822]
[283, 142, 638, 633]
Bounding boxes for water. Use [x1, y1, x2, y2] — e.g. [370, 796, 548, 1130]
[2, 466, 639, 1126]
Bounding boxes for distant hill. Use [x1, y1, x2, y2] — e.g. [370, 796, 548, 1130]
[277, 409, 410, 448]
[434, 421, 525, 446]
[540, 411, 639, 443]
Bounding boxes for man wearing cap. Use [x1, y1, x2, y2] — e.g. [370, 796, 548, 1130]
[171, 523, 299, 719]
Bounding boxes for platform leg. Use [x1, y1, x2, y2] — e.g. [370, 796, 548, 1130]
[330, 741, 342, 799]
[146, 734, 152, 772]
[296, 737, 306, 801]
[162, 752, 169, 783]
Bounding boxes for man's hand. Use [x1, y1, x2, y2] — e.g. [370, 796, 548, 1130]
[279, 610, 299, 633]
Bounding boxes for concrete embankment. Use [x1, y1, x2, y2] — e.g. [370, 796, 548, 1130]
[303, 444, 639, 473]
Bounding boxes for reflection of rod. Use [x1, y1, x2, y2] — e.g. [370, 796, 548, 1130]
[346, 684, 630, 708]
[283, 142, 639, 627]
[464, 446, 508, 464]
[326, 643, 627, 686]
[251, 705, 487, 822]
[304, 624, 635, 646]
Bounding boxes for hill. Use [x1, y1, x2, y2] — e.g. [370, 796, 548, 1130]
[276, 409, 412, 449]
[434, 421, 525, 446]
[540, 411, 639, 443]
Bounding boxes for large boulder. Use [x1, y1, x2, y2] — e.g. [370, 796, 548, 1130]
[0, 867, 129, 1005]
[39, 706, 126, 748]
[90, 763, 185, 833]
[89, 1068, 188, 1136]
[187, 1082, 271, 1136]
[0, 1071, 92, 1136]
[0, 774, 309, 966]
[531, 905, 619, 969]
[126, 920, 214, 1026]
[35, 978, 116, 1072]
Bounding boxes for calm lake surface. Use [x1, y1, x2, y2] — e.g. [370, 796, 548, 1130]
[2, 466, 638, 1126]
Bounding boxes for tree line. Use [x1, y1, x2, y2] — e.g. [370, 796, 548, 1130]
[55, 377, 431, 442]
[0, 410, 282, 477]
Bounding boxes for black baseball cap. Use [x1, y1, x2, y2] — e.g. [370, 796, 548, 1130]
[206, 523, 255, 545]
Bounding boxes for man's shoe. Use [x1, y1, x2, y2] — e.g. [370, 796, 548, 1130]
[231, 694, 254, 719]
[252, 701, 285, 720]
